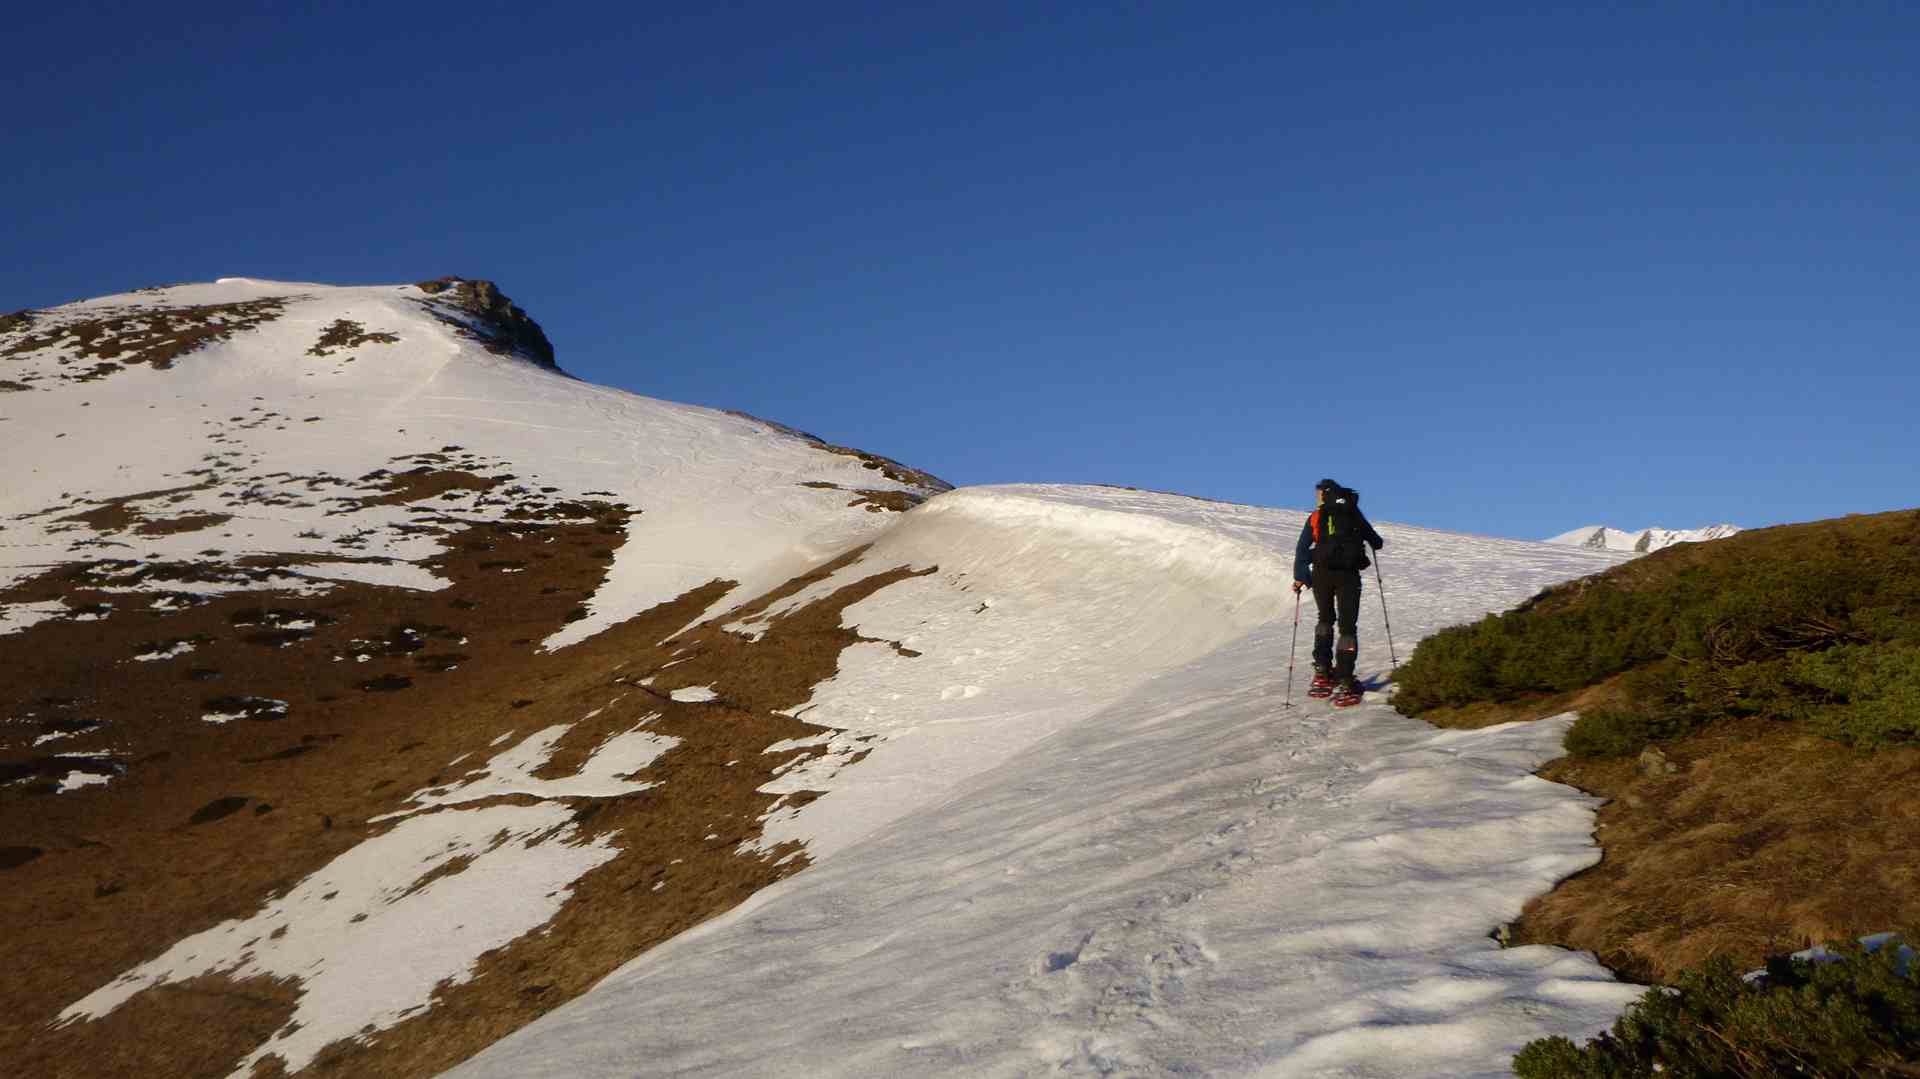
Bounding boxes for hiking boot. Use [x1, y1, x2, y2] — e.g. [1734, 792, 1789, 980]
[1307, 670, 1334, 699]
[1330, 681, 1364, 708]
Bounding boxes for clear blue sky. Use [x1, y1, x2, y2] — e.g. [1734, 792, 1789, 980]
[7, 2, 1915, 539]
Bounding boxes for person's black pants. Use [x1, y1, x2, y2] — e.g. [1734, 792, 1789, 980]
[1311, 568, 1363, 683]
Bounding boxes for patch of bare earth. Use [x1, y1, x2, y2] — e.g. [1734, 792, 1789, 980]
[307, 320, 399, 358]
[796, 481, 928, 513]
[0, 298, 290, 388]
[1, 475, 935, 1076]
[1418, 675, 1920, 986]
[347, 465, 504, 510]
[1509, 719, 1920, 984]
[54, 482, 223, 536]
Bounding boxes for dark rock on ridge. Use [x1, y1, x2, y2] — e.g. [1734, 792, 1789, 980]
[415, 278, 558, 370]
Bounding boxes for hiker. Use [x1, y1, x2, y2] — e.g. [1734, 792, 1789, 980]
[1292, 479, 1384, 707]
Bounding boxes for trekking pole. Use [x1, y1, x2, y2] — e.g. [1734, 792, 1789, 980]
[1283, 588, 1302, 707]
[1372, 552, 1398, 670]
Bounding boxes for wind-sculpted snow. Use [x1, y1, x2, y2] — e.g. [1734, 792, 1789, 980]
[454, 486, 1641, 1078]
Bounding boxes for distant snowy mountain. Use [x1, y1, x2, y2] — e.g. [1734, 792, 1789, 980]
[4, 277, 1642, 1078]
[1547, 523, 1742, 553]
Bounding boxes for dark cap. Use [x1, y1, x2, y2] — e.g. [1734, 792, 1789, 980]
[1315, 478, 1341, 492]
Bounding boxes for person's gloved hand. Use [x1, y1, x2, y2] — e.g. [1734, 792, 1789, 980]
[1369, 538, 1384, 551]
[1292, 580, 1306, 594]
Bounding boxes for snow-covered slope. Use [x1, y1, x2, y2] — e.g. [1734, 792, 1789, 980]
[5, 278, 1647, 1077]
[454, 487, 1643, 1079]
[1547, 523, 1742, 553]
[0, 278, 948, 1077]
[1, 277, 944, 641]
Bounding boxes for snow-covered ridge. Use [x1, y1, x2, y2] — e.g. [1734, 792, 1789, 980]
[1547, 523, 1742, 553]
[738, 484, 1297, 861]
[1, 277, 946, 640]
[10, 277, 1653, 1076]
[454, 484, 1644, 1078]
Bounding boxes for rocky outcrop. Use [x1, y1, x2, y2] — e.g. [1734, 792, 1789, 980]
[415, 278, 557, 369]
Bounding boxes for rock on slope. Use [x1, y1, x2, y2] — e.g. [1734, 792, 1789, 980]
[0, 277, 948, 1078]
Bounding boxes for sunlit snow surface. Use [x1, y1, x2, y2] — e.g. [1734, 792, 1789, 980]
[58, 711, 676, 1077]
[11, 279, 932, 1075]
[454, 486, 1643, 1078]
[0, 278, 930, 642]
[11, 281, 1646, 1074]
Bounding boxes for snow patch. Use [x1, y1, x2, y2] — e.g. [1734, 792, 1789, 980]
[1547, 523, 1742, 553]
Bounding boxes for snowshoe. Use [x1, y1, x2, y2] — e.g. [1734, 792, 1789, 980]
[1307, 671, 1334, 699]
[1330, 682, 1364, 708]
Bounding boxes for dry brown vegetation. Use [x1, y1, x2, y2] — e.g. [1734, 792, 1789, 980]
[1410, 509, 1920, 984]
[306, 319, 399, 357]
[347, 466, 504, 509]
[796, 481, 928, 513]
[0, 462, 937, 1077]
[54, 482, 220, 535]
[1518, 720, 1920, 984]
[0, 298, 291, 389]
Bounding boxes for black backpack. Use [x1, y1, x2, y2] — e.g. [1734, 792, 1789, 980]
[1319, 487, 1371, 572]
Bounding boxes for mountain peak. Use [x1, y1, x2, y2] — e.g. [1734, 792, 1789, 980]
[1546, 523, 1743, 553]
[413, 277, 557, 369]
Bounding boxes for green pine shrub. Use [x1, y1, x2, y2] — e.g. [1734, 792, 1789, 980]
[1793, 642, 1920, 749]
[1513, 938, 1920, 1078]
[1561, 708, 1657, 759]
[1394, 510, 1920, 758]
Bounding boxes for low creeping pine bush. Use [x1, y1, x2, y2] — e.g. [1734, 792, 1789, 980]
[1513, 937, 1920, 1078]
[1393, 509, 1920, 758]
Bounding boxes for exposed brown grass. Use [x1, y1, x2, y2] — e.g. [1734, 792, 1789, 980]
[793, 482, 926, 513]
[0, 298, 290, 385]
[848, 488, 924, 513]
[1402, 509, 1920, 990]
[1514, 718, 1920, 984]
[1, 468, 937, 1077]
[135, 513, 234, 536]
[35, 973, 304, 1079]
[306, 319, 399, 357]
[54, 482, 216, 534]
[348, 466, 504, 509]
[818, 443, 950, 491]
